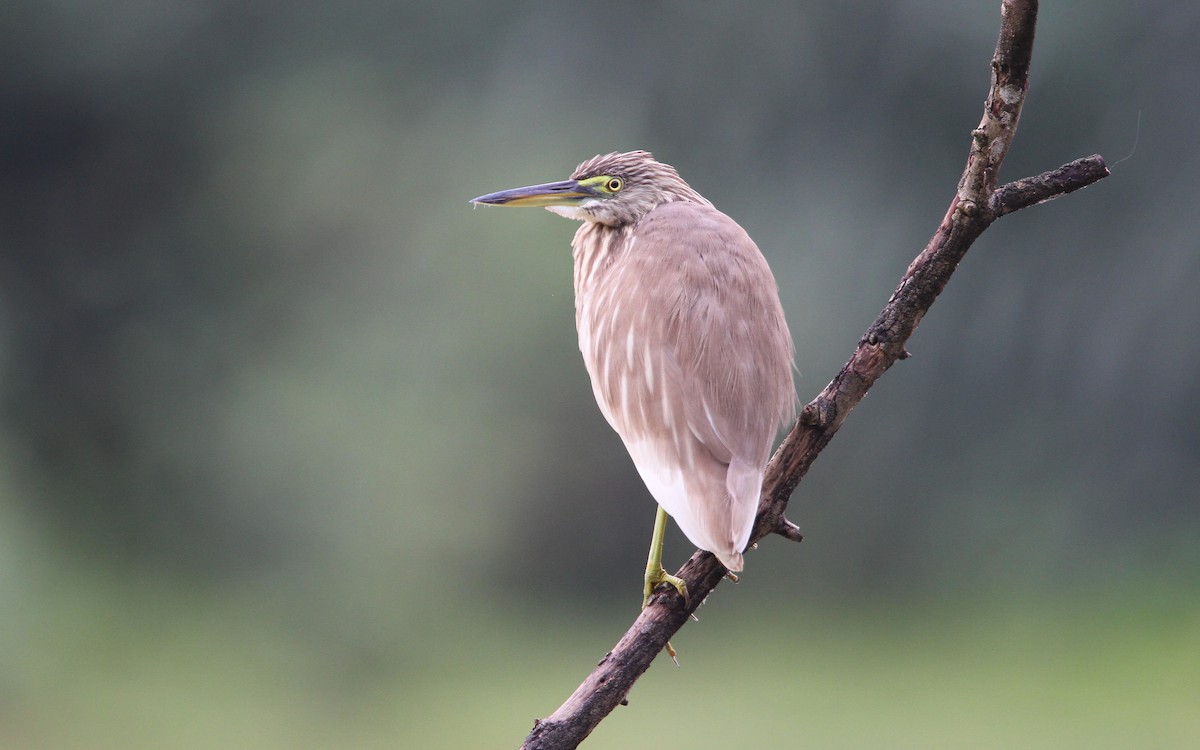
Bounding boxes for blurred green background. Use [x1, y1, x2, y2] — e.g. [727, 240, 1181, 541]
[2, 1, 1197, 747]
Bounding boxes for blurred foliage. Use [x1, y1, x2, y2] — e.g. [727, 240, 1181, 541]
[1, 0, 1198, 747]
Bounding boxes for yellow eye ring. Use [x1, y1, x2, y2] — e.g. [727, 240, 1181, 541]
[606, 177, 623, 192]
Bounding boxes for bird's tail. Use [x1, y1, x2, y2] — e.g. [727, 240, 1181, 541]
[717, 458, 762, 573]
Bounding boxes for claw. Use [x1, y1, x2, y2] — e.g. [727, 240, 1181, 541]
[665, 640, 680, 667]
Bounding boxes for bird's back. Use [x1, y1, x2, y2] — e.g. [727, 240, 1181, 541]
[573, 200, 795, 570]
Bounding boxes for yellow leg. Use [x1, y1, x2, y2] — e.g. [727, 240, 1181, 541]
[642, 505, 689, 609]
[642, 505, 689, 665]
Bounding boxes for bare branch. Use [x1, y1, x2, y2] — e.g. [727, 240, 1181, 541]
[992, 155, 1110, 216]
[520, 2, 1108, 747]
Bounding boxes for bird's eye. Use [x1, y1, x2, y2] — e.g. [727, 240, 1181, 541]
[606, 177, 624, 192]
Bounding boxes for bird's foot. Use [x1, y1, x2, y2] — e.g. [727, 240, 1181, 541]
[642, 563, 689, 610]
[642, 564, 689, 667]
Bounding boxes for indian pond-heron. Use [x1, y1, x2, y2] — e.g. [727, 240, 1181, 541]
[471, 151, 796, 608]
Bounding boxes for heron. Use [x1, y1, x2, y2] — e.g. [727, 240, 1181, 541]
[471, 151, 795, 610]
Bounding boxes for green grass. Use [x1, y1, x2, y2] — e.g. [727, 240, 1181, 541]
[5, 583, 1197, 749]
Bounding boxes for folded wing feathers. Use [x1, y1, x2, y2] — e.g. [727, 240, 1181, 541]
[574, 201, 794, 570]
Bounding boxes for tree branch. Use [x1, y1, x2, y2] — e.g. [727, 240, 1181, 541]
[520, 2, 1108, 747]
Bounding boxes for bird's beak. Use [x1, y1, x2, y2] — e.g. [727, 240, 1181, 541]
[470, 180, 593, 208]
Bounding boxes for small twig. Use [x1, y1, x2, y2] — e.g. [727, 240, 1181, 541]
[992, 155, 1110, 216]
[519, 2, 1107, 748]
[772, 517, 804, 544]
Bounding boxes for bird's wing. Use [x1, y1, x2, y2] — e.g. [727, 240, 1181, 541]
[635, 202, 795, 465]
[578, 201, 794, 568]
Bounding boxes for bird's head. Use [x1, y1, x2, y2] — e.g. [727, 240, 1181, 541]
[470, 150, 708, 227]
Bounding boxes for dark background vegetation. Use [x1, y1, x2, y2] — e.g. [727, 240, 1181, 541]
[2, 2, 1196, 747]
